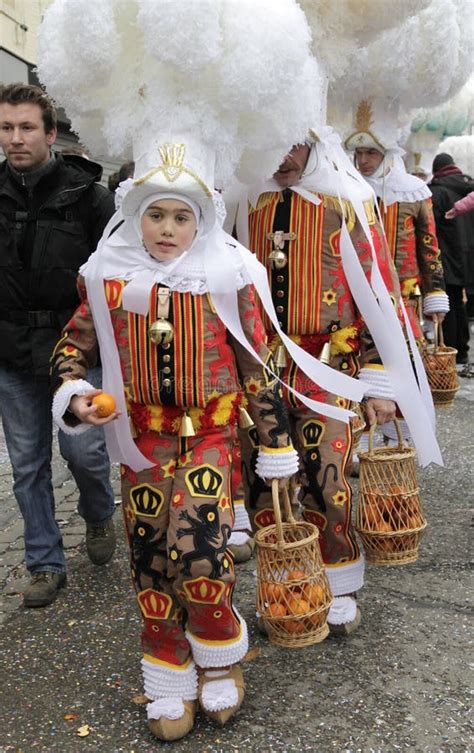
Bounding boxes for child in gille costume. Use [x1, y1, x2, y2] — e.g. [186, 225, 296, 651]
[51, 140, 303, 740]
[40, 0, 367, 742]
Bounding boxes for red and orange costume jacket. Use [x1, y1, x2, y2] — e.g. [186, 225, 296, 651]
[379, 198, 446, 339]
[51, 278, 295, 471]
[247, 189, 401, 399]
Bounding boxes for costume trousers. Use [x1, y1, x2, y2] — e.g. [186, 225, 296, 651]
[121, 423, 248, 699]
[241, 393, 364, 597]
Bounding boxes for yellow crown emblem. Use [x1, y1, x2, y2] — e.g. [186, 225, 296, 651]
[158, 143, 186, 182]
[130, 484, 164, 517]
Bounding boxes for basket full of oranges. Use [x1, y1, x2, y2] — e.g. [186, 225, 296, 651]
[255, 480, 333, 648]
[356, 421, 427, 566]
[422, 322, 459, 407]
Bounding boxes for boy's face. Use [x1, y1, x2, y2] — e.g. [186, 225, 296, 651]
[354, 147, 384, 177]
[141, 199, 198, 262]
[0, 102, 56, 171]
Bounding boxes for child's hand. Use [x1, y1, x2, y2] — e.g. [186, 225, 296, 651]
[69, 390, 121, 426]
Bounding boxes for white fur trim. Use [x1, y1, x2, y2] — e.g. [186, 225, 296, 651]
[232, 499, 252, 531]
[200, 677, 239, 712]
[423, 292, 450, 314]
[52, 379, 96, 435]
[186, 610, 248, 668]
[228, 531, 251, 546]
[358, 368, 396, 400]
[325, 557, 364, 597]
[146, 697, 185, 721]
[327, 596, 358, 626]
[255, 448, 299, 480]
[381, 419, 410, 441]
[141, 658, 198, 701]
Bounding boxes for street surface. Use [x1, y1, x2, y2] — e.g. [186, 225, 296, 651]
[0, 377, 472, 753]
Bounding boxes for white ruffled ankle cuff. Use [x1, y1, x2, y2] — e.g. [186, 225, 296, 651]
[141, 657, 198, 701]
[233, 500, 252, 531]
[52, 379, 95, 435]
[187, 610, 248, 668]
[255, 448, 299, 480]
[325, 557, 364, 596]
[327, 596, 357, 625]
[228, 531, 251, 546]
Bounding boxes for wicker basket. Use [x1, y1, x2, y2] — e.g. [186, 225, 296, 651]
[422, 323, 459, 407]
[356, 421, 427, 566]
[255, 480, 332, 648]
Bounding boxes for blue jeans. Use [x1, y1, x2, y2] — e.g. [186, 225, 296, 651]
[0, 366, 115, 573]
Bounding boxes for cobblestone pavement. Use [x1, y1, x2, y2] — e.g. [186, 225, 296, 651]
[0, 370, 472, 752]
[0, 429, 122, 623]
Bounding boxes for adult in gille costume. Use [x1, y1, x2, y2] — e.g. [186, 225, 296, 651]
[345, 98, 449, 445]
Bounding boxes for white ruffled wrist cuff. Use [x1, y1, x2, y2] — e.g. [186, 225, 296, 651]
[255, 446, 299, 480]
[423, 292, 450, 314]
[358, 368, 396, 401]
[52, 379, 95, 435]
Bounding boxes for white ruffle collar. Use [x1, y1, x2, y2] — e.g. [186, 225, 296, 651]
[365, 153, 431, 206]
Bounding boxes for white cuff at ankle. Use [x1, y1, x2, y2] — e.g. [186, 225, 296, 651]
[327, 596, 357, 625]
[186, 609, 248, 668]
[141, 656, 198, 701]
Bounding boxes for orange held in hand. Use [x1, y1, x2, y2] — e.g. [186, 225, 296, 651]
[92, 392, 116, 418]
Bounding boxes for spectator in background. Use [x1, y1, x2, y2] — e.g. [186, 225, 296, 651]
[0, 83, 117, 607]
[429, 154, 474, 373]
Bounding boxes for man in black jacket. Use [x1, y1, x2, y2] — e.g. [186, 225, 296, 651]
[429, 153, 474, 375]
[0, 84, 116, 606]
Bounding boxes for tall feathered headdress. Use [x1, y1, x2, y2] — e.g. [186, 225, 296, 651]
[37, 0, 322, 186]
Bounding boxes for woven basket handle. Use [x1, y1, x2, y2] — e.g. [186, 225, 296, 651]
[368, 418, 404, 453]
[272, 479, 295, 547]
[434, 320, 445, 353]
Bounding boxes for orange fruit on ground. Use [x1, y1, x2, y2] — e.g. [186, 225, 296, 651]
[267, 602, 286, 618]
[261, 582, 285, 603]
[288, 598, 311, 616]
[303, 583, 325, 606]
[92, 392, 116, 417]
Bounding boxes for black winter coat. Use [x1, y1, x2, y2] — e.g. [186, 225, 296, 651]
[0, 152, 115, 375]
[429, 171, 474, 287]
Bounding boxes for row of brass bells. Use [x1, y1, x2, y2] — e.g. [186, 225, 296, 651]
[268, 249, 288, 270]
[149, 318, 174, 346]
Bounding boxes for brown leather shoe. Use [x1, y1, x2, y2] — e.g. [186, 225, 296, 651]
[23, 572, 67, 608]
[148, 700, 197, 741]
[86, 516, 116, 565]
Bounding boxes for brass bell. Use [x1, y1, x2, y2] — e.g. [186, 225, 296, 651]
[179, 412, 195, 437]
[268, 250, 288, 270]
[413, 284, 422, 297]
[149, 318, 174, 346]
[274, 344, 287, 369]
[238, 407, 255, 429]
[319, 341, 332, 365]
